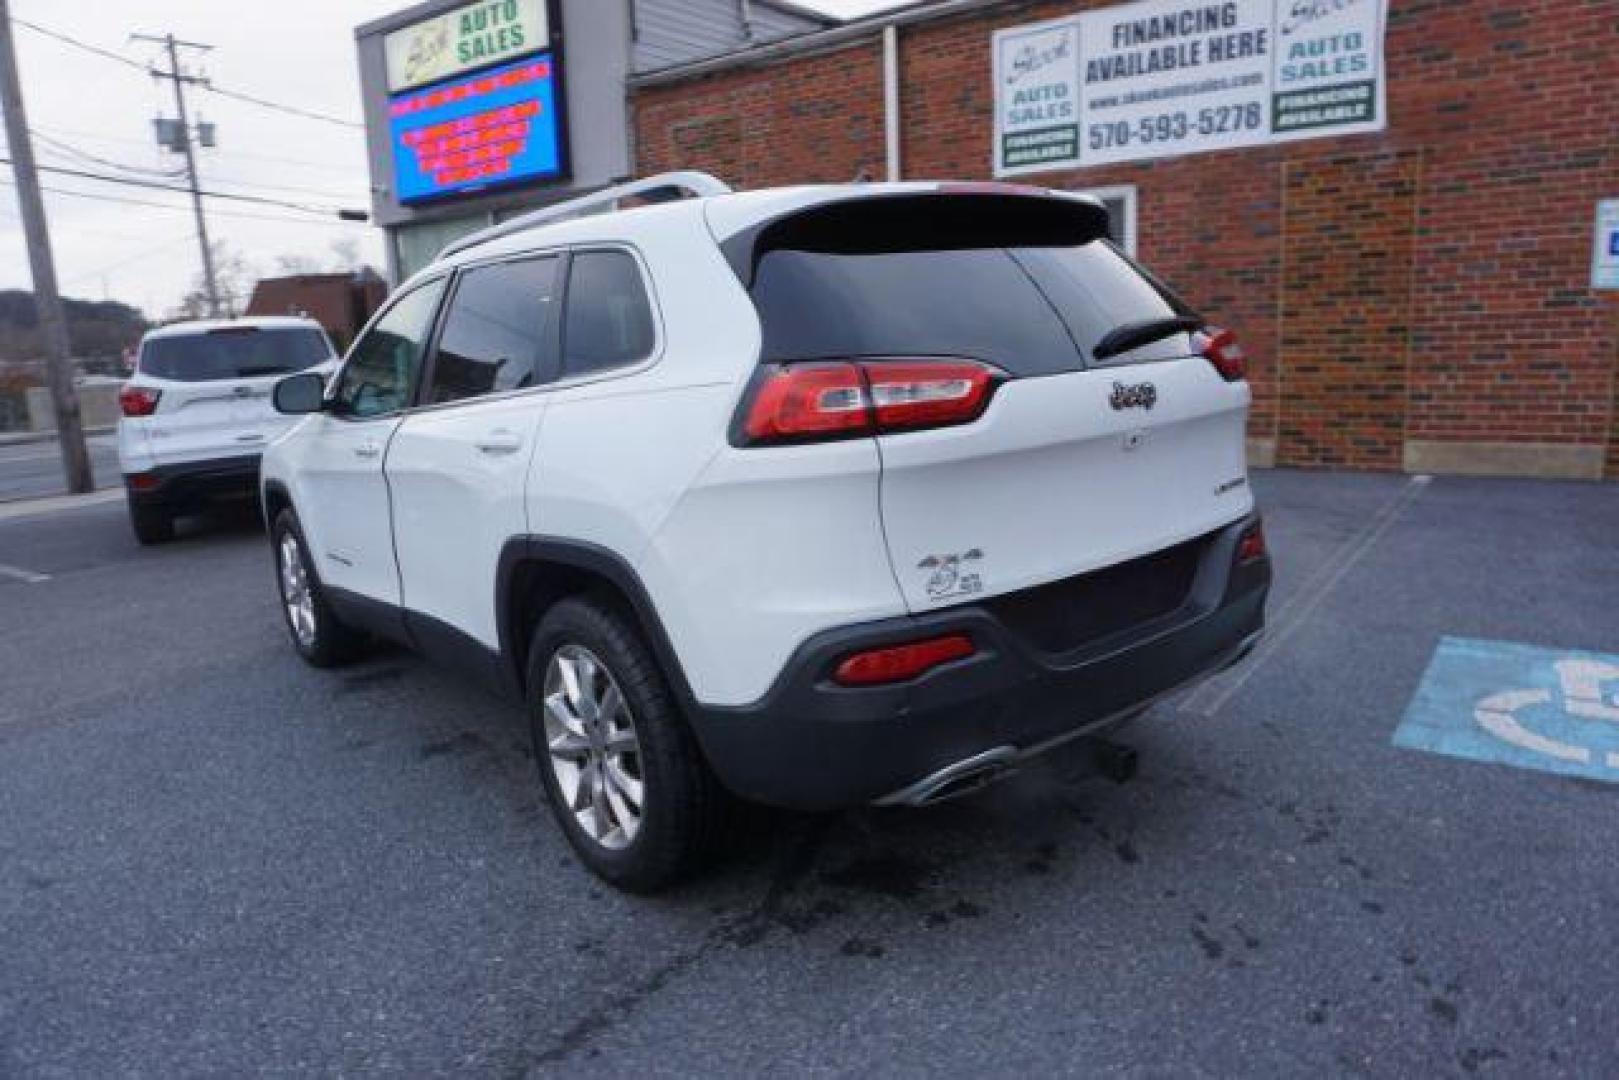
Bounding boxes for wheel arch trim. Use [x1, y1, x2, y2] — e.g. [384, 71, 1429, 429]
[496, 537, 699, 713]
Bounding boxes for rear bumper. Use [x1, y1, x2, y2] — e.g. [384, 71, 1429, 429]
[124, 455, 261, 512]
[688, 514, 1271, 811]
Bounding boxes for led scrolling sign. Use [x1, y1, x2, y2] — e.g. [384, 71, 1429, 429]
[384, 0, 568, 205]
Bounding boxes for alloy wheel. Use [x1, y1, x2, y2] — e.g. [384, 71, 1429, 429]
[542, 643, 645, 850]
[278, 533, 317, 650]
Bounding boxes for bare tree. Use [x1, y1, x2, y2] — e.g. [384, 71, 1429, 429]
[274, 252, 322, 275]
[328, 237, 361, 272]
[174, 242, 255, 319]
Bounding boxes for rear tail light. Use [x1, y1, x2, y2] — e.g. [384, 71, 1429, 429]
[833, 633, 977, 687]
[1196, 328, 1246, 382]
[1237, 521, 1267, 563]
[742, 362, 871, 443]
[119, 384, 161, 417]
[739, 359, 1001, 445]
[126, 472, 159, 492]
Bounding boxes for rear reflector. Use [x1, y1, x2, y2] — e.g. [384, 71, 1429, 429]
[833, 633, 977, 687]
[119, 384, 161, 417]
[1196, 328, 1247, 382]
[740, 360, 1000, 445]
[1237, 522, 1267, 563]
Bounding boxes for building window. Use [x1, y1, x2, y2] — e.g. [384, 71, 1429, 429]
[1072, 184, 1138, 256]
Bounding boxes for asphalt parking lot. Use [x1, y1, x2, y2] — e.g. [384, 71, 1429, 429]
[2, 470, 1617, 1076]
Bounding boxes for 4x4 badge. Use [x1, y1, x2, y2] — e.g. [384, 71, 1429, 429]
[1110, 381, 1157, 411]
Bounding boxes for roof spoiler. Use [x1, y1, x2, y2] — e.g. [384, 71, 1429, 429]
[718, 187, 1110, 288]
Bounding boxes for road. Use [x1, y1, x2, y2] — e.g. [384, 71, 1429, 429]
[2, 472, 1617, 1075]
[0, 433, 120, 503]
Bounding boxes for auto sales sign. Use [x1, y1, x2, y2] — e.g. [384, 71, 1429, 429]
[993, 0, 1388, 176]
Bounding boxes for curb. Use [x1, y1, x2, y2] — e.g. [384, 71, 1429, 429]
[0, 428, 117, 447]
[0, 487, 124, 522]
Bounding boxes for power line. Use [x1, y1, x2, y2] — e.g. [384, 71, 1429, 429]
[185, 169, 367, 202]
[58, 234, 196, 287]
[0, 156, 361, 217]
[203, 84, 362, 130]
[31, 124, 364, 175]
[0, 177, 373, 227]
[14, 16, 363, 130]
[31, 130, 184, 179]
[11, 15, 144, 72]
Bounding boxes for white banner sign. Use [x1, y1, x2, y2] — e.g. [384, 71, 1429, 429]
[385, 0, 550, 93]
[994, 0, 1388, 176]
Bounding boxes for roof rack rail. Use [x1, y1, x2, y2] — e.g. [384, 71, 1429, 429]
[438, 171, 733, 260]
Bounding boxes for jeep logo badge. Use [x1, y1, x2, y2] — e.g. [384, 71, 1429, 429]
[1109, 381, 1157, 411]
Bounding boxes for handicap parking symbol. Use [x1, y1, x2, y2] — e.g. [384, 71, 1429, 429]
[1394, 637, 1619, 782]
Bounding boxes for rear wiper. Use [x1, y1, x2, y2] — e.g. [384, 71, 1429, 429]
[236, 365, 291, 377]
[1092, 315, 1204, 361]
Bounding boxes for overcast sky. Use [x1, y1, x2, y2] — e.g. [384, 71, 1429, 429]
[0, 0, 914, 322]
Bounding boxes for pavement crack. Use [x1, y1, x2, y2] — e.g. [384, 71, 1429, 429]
[513, 816, 832, 1074]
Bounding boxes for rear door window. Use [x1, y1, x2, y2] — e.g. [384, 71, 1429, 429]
[139, 327, 332, 381]
[561, 250, 657, 379]
[745, 195, 1197, 375]
[427, 256, 561, 405]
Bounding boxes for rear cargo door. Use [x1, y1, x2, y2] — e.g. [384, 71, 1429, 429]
[876, 355, 1251, 610]
[139, 326, 335, 467]
[743, 193, 1254, 612]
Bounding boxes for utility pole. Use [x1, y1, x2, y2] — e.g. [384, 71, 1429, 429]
[135, 32, 219, 317]
[0, 0, 93, 493]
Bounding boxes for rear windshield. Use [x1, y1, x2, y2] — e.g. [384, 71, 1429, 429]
[139, 327, 332, 382]
[744, 195, 1197, 376]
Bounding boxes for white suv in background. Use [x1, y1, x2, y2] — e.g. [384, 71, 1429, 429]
[262, 174, 1271, 892]
[117, 317, 337, 543]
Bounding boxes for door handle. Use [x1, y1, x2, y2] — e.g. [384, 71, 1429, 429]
[354, 441, 381, 460]
[475, 429, 523, 456]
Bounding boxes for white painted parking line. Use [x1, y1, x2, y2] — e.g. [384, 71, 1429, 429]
[1181, 474, 1432, 718]
[0, 562, 51, 584]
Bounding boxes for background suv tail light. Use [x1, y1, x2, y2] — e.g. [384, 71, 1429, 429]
[739, 359, 1000, 445]
[1196, 328, 1247, 382]
[119, 385, 161, 417]
[1237, 521, 1267, 563]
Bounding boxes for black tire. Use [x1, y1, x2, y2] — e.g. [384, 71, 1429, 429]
[527, 595, 729, 893]
[128, 495, 174, 545]
[270, 508, 365, 667]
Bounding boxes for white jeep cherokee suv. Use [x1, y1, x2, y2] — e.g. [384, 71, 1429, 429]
[118, 316, 337, 543]
[262, 174, 1270, 891]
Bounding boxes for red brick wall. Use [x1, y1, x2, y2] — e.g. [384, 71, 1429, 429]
[634, 0, 1619, 477]
[635, 40, 886, 187]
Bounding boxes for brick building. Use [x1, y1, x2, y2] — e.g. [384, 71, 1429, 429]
[245, 271, 389, 352]
[632, 0, 1619, 479]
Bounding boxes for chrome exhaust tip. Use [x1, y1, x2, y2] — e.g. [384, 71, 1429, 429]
[874, 747, 1019, 808]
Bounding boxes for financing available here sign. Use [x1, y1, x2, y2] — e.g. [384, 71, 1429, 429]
[993, 0, 1388, 176]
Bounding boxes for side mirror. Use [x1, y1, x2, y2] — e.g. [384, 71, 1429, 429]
[273, 371, 326, 415]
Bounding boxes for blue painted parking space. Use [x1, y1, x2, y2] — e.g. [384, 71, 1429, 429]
[1395, 636, 1619, 782]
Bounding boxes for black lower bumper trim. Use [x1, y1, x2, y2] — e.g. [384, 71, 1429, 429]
[125, 455, 261, 513]
[688, 515, 1271, 811]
